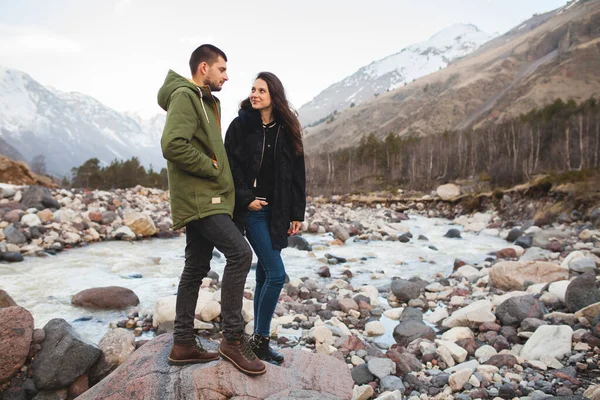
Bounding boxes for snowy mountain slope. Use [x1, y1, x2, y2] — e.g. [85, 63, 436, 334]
[298, 24, 495, 127]
[0, 66, 166, 177]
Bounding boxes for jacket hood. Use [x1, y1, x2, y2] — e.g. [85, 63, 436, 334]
[157, 70, 199, 111]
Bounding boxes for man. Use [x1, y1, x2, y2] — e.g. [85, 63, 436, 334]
[158, 44, 265, 376]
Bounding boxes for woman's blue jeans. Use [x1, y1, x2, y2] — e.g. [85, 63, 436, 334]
[244, 205, 286, 337]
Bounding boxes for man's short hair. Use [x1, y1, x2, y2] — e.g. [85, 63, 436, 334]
[189, 44, 227, 76]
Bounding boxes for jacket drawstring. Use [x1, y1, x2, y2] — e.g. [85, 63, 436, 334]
[197, 87, 210, 124]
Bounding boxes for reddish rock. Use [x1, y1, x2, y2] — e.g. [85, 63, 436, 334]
[485, 354, 518, 369]
[88, 212, 103, 223]
[78, 334, 353, 400]
[71, 287, 139, 310]
[37, 209, 54, 224]
[453, 259, 466, 271]
[68, 374, 89, 398]
[385, 349, 422, 376]
[338, 298, 359, 313]
[496, 248, 518, 260]
[479, 322, 502, 332]
[357, 300, 372, 311]
[337, 335, 365, 352]
[3, 210, 22, 223]
[0, 306, 34, 383]
[317, 266, 331, 278]
[546, 241, 563, 253]
[0, 290, 17, 308]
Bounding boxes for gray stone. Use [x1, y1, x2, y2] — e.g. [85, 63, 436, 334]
[101, 211, 118, 225]
[391, 279, 421, 303]
[393, 320, 436, 346]
[331, 225, 350, 242]
[32, 319, 101, 390]
[2, 252, 24, 262]
[569, 257, 597, 274]
[4, 225, 27, 245]
[444, 229, 462, 239]
[520, 247, 552, 262]
[506, 228, 523, 243]
[515, 235, 533, 249]
[495, 295, 546, 326]
[380, 375, 405, 393]
[351, 363, 375, 385]
[20, 186, 60, 210]
[288, 235, 312, 251]
[520, 318, 548, 332]
[367, 357, 396, 379]
[565, 272, 600, 313]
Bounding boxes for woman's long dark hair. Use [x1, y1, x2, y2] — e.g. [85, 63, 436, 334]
[240, 72, 303, 155]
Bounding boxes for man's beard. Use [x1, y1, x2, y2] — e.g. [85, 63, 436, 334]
[205, 78, 222, 92]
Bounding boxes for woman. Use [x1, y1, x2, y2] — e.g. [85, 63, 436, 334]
[225, 72, 306, 365]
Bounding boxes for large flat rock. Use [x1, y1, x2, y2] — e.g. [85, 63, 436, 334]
[79, 334, 353, 400]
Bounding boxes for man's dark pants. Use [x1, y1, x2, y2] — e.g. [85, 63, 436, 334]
[173, 214, 252, 344]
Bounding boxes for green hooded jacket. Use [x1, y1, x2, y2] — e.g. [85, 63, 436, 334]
[157, 70, 234, 229]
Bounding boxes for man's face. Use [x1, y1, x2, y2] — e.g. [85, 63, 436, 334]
[203, 56, 228, 92]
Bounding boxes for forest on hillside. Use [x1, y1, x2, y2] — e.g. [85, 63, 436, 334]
[306, 98, 600, 194]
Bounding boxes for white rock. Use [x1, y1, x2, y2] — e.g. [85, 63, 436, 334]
[113, 226, 136, 240]
[449, 369, 472, 392]
[540, 355, 564, 369]
[419, 340, 437, 356]
[442, 300, 496, 328]
[424, 307, 448, 325]
[365, 321, 385, 336]
[528, 360, 547, 370]
[351, 355, 365, 366]
[441, 327, 474, 342]
[435, 339, 468, 363]
[455, 265, 484, 280]
[352, 385, 374, 400]
[309, 325, 333, 343]
[436, 345, 455, 367]
[521, 325, 573, 361]
[193, 320, 213, 330]
[200, 300, 221, 322]
[383, 307, 404, 320]
[548, 280, 571, 303]
[437, 184, 460, 200]
[242, 299, 254, 323]
[153, 295, 177, 327]
[21, 213, 42, 227]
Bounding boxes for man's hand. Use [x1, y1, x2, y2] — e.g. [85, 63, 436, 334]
[248, 199, 268, 211]
[287, 221, 301, 235]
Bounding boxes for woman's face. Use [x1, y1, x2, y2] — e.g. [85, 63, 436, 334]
[249, 78, 272, 111]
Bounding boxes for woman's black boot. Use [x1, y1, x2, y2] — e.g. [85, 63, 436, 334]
[251, 334, 281, 365]
[268, 346, 284, 364]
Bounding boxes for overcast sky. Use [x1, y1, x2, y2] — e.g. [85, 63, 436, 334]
[1, 0, 569, 127]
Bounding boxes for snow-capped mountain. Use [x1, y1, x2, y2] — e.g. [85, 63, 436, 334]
[298, 23, 495, 127]
[0, 66, 166, 177]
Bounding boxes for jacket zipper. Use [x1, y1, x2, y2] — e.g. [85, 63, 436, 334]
[254, 126, 267, 188]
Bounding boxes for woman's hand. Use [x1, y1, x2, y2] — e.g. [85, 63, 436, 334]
[248, 199, 268, 211]
[287, 221, 302, 235]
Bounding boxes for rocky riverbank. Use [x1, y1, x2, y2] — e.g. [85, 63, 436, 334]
[1, 182, 600, 399]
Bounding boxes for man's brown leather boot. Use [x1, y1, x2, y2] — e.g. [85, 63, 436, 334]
[168, 341, 220, 366]
[218, 333, 266, 375]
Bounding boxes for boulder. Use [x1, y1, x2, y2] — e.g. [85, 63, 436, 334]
[489, 261, 569, 291]
[78, 334, 353, 400]
[123, 212, 156, 236]
[436, 184, 460, 200]
[4, 224, 27, 245]
[88, 328, 136, 385]
[33, 319, 102, 390]
[20, 186, 60, 210]
[0, 306, 34, 383]
[331, 225, 350, 242]
[574, 302, 600, 323]
[71, 287, 139, 310]
[495, 295, 546, 326]
[565, 272, 600, 313]
[520, 325, 572, 361]
[390, 279, 421, 303]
